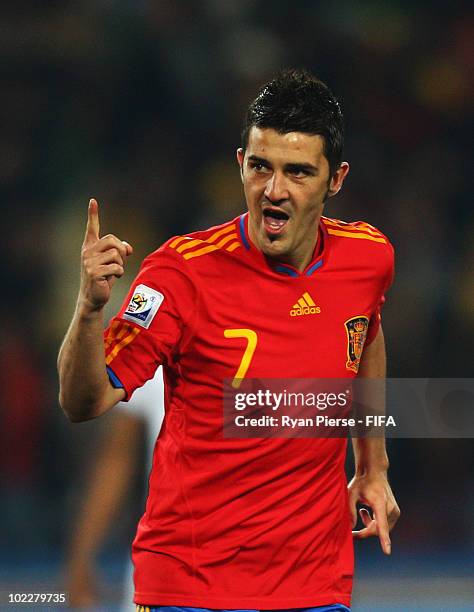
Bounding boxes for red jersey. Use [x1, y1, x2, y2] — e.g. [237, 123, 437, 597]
[104, 213, 394, 608]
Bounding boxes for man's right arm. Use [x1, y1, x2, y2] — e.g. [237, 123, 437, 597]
[57, 199, 131, 422]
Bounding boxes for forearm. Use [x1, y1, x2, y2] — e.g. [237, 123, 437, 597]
[58, 301, 116, 421]
[352, 436, 389, 476]
[58, 199, 130, 421]
[352, 326, 389, 474]
[348, 328, 400, 551]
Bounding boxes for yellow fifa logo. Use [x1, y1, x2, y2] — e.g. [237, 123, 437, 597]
[290, 292, 321, 317]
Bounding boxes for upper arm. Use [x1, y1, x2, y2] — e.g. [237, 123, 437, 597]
[358, 326, 386, 379]
[104, 249, 198, 399]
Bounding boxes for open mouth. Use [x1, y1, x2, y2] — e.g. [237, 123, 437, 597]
[262, 208, 290, 236]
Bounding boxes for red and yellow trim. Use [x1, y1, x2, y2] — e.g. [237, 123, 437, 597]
[322, 217, 387, 243]
[105, 320, 141, 365]
[169, 223, 241, 260]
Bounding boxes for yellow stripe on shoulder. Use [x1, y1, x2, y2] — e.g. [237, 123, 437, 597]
[169, 223, 241, 261]
[176, 238, 206, 253]
[183, 243, 220, 260]
[322, 217, 384, 238]
[326, 228, 387, 243]
[207, 224, 236, 242]
[169, 236, 188, 249]
[226, 241, 241, 252]
[353, 221, 381, 234]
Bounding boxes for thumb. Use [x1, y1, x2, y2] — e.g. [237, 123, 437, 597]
[84, 198, 100, 244]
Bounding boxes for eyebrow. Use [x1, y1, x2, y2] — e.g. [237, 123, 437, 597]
[247, 155, 319, 174]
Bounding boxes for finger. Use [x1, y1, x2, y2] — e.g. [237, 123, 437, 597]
[388, 503, 401, 531]
[84, 199, 100, 245]
[352, 522, 377, 539]
[373, 501, 391, 554]
[352, 508, 377, 539]
[122, 240, 133, 256]
[92, 235, 129, 259]
[96, 263, 125, 279]
[93, 248, 125, 267]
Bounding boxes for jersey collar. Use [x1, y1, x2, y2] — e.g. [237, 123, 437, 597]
[238, 212, 327, 278]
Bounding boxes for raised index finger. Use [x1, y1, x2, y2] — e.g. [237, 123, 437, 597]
[84, 198, 100, 244]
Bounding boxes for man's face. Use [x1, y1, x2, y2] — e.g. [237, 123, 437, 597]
[237, 127, 348, 270]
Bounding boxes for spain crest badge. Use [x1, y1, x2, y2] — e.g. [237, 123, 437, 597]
[344, 316, 369, 373]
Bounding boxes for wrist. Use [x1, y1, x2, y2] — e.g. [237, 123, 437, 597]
[76, 297, 105, 319]
[355, 460, 389, 478]
[352, 437, 389, 477]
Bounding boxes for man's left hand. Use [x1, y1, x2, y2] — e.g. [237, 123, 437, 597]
[348, 471, 400, 554]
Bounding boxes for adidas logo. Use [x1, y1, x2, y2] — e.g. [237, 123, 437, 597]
[290, 292, 321, 317]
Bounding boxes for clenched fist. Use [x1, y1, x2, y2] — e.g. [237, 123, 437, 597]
[80, 199, 133, 311]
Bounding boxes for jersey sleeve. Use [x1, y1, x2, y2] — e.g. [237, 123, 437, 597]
[365, 239, 395, 345]
[104, 245, 198, 399]
[115, 367, 164, 419]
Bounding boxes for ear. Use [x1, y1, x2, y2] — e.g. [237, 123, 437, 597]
[237, 148, 245, 182]
[327, 162, 350, 198]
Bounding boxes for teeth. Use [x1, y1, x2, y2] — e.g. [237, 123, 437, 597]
[266, 217, 286, 230]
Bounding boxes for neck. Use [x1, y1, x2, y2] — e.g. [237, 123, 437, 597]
[247, 213, 321, 273]
[274, 232, 319, 272]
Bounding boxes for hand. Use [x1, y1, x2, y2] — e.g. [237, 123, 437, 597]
[348, 471, 400, 555]
[80, 199, 133, 312]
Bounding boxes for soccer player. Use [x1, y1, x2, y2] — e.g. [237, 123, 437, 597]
[58, 69, 400, 611]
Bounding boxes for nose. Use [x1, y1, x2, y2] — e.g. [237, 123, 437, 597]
[264, 171, 289, 203]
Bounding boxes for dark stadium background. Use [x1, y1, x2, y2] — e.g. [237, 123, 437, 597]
[0, 2, 472, 611]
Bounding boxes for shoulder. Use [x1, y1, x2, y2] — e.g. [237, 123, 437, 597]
[322, 216, 394, 281]
[156, 217, 243, 265]
[322, 216, 392, 246]
[137, 217, 242, 290]
[323, 216, 393, 255]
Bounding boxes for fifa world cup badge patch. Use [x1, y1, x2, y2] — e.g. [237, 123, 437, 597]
[344, 316, 369, 372]
[122, 284, 164, 329]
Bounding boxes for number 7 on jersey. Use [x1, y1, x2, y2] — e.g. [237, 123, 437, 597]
[224, 329, 258, 389]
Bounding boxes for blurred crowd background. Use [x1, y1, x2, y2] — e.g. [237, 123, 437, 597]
[0, 1, 472, 610]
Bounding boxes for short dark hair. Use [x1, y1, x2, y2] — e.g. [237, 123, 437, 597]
[241, 69, 344, 177]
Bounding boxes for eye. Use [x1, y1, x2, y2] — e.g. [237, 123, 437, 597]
[249, 161, 270, 174]
[288, 167, 311, 178]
